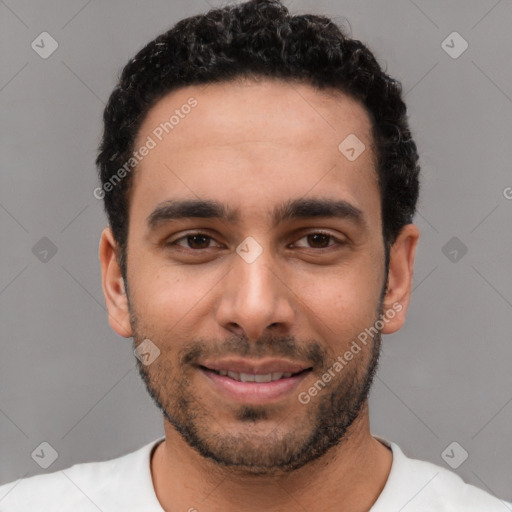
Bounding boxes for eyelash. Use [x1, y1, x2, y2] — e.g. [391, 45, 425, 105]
[167, 231, 346, 251]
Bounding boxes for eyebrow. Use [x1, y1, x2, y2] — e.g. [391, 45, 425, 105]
[147, 197, 366, 230]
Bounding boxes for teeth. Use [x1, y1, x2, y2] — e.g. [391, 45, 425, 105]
[216, 370, 294, 382]
[254, 373, 271, 383]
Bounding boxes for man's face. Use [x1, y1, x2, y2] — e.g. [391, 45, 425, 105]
[114, 79, 395, 474]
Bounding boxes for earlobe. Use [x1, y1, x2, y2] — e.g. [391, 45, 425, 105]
[99, 227, 133, 338]
[381, 224, 420, 335]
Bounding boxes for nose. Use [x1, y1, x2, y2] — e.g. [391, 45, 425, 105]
[215, 248, 295, 342]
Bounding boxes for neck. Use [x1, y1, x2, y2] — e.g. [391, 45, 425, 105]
[150, 403, 393, 512]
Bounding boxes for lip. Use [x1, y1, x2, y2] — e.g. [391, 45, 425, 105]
[199, 366, 312, 404]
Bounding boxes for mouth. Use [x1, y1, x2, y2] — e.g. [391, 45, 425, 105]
[199, 366, 312, 382]
[198, 362, 313, 403]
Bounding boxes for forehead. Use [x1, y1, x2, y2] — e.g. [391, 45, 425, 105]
[137, 78, 375, 158]
[130, 78, 380, 228]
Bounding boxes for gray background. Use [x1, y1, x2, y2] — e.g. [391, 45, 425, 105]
[1, 0, 511, 503]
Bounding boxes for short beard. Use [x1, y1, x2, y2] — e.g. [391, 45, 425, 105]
[131, 312, 383, 476]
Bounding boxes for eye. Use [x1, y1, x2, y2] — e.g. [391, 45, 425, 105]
[292, 231, 345, 250]
[169, 232, 222, 250]
[166, 230, 346, 252]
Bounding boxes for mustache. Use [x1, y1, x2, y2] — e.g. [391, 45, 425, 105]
[179, 334, 327, 369]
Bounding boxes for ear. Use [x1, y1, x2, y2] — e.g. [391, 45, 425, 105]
[99, 227, 132, 338]
[381, 223, 420, 335]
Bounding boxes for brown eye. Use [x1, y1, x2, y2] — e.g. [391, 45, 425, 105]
[170, 233, 219, 250]
[186, 234, 211, 249]
[306, 233, 331, 248]
[293, 231, 344, 249]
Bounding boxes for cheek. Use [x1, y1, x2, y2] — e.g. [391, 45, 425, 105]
[129, 261, 220, 327]
[289, 260, 383, 342]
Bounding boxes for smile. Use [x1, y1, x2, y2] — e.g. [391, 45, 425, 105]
[201, 367, 310, 382]
[199, 365, 313, 403]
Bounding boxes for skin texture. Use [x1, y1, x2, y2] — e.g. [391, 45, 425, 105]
[100, 78, 419, 511]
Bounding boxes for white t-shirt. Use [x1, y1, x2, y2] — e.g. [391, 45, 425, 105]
[0, 436, 510, 511]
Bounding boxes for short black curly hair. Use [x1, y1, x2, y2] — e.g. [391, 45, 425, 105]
[96, 0, 420, 278]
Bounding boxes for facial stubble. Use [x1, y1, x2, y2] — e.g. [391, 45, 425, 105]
[130, 308, 383, 476]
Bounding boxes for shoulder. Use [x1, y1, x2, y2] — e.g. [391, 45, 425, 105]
[0, 438, 164, 512]
[0, 458, 119, 512]
[404, 455, 509, 511]
[373, 437, 512, 511]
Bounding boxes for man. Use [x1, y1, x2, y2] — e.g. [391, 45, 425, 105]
[0, 0, 510, 510]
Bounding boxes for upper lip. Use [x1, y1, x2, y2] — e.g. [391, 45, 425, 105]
[200, 358, 312, 375]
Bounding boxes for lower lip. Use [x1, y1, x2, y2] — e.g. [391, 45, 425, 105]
[200, 368, 310, 403]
